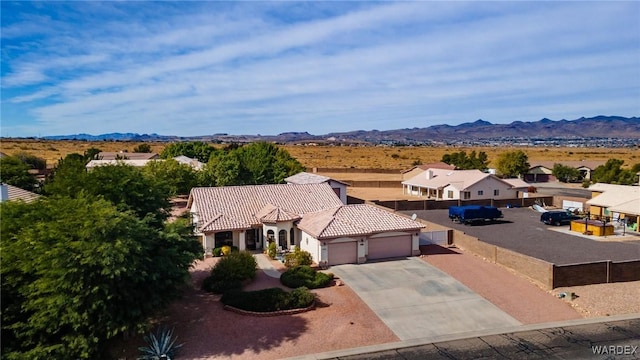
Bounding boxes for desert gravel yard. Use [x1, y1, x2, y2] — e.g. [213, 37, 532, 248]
[110, 257, 397, 359]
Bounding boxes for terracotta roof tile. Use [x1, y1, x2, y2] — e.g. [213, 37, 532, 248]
[298, 204, 424, 239]
[256, 204, 301, 223]
[189, 183, 343, 233]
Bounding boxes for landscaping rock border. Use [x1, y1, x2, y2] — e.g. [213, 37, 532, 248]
[223, 301, 316, 317]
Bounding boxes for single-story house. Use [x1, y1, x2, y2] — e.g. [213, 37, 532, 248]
[402, 169, 521, 200]
[187, 183, 423, 266]
[0, 183, 40, 203]
[401, 162, 456, 181]
[587, 183, 640, 229]
[97, 152, 159, 160]
[525, 161, 605, 183]
[284, 172, 349, 204]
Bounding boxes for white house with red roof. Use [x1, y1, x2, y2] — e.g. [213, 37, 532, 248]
[187, 183, 423, 266]
[402, 168, 520, 200]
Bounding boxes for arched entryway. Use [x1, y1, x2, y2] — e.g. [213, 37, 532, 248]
[289, 228, 295, 247]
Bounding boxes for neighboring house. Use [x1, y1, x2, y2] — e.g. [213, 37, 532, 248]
[173, 155, 204, 170]
[285, 172, 350, 204]
[401, 162, 456, 181]
[187, 183, 423, 266]
[86, 159, 153, 168]
[0, 183, 40, 203]
[402, 169, 520, 200]
[96, 152, 159, 160]
[501, 178, 532, 198]
[587, 183, 640, 229]
[525, 161, 605, 183]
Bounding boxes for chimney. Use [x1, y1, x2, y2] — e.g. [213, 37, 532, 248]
[426, 170, 433, 180]
[0, 183, 9, 202]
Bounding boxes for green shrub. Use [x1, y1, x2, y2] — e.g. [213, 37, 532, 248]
[221, 287, 314, 312]
[267, 242, 277, 259]
[283, 247, 313, 268]
[212, 247, 222, 257]
[202, 251, 257, 294]
[221, 245, 231, 255]
[280, 265, 333, 289]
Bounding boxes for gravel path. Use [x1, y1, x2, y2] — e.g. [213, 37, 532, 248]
[552, 281, 640, 318]
[420, 245, 583, 324]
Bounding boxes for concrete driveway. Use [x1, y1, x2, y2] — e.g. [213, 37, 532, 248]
[330, 257, 521, 341]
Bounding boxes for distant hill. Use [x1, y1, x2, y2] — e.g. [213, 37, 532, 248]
[39, 116, 639, 143]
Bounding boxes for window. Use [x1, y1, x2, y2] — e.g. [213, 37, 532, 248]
[463, 191, 471, 199]
[477, 190, 484, 196]
[447, 190, 454, 199]
[278, 229, 287, 248]
[494, 189, 500, 196]
[290, 228, 295, 246]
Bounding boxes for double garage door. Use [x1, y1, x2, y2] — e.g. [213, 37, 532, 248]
[327, 235, 412, 265]
[368, 235, 412, 260]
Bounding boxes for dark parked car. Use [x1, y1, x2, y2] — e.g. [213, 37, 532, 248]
[540, 210, 581, 226]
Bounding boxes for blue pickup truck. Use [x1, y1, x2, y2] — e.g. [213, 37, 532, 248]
[448, 205, 503, 225]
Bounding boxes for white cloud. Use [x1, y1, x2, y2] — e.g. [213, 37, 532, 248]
[1, 1, 638, 136]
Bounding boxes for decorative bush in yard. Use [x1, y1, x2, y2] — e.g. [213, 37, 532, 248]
[283, 247, 313, 268]
[202, 251, 257, 294]
[280, 265, 333, 289]
[267, 241, 277, 259]
[138, 327, 183, 360]
[221, 245, 231, 255]
[221, 287, 315, 312]
[212, 245, 239, 257]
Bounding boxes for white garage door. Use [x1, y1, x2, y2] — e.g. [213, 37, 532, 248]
[327, 241, 357, 265]
[368, 235, 412, 260]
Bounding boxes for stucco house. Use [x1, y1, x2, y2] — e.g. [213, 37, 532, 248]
[525, 161, 605, 183]
[285, 172, 350, 204]
[587, 183, 640, 230]
[402, 169, 520, 200]
[86, 156, 204, 170]
[187, 183, 423, 266]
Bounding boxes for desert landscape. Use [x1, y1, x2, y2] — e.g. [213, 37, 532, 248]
[1, 138, 638, 170]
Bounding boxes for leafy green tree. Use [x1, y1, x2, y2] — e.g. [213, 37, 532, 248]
[83, 163, 171, 225]
[212, 151, 243, 186]
[441, 150, 489, 170]
[142, 159, 198, 196]
[161, 141, 217, 163]
[496, 150, 530, 178]
[43, 153, 88, 196]
[590, 159, 640, 185]
[552, 163, 582, 183]
[0, 156, 38, 191]
[83, 147, 102, 161]
[0, 196, 201, 359]
[133, 143, 153, 153]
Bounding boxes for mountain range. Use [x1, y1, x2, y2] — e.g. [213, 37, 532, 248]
[40, 116, 640, 143]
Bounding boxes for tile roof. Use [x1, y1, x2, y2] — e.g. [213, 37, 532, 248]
[188, 183, 343, 233]
[1, 184, 40, 203]
[86, 159, 154, 168]
[173, 156, 204, 170]
[297, 204, 424, 239]
[502, 178, 531, 189]
[256, 203, 301, 223]
[285, 172, 350, 186]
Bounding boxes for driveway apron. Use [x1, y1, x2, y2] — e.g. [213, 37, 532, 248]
[330, 257, 521, 341]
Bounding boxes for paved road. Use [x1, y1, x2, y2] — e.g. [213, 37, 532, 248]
[406, 208, 640, 265]
[286, 315, 640, 360]
[330, 257, 521, 341]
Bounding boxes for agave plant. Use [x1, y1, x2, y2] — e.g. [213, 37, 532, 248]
[138, 326, 183, 360]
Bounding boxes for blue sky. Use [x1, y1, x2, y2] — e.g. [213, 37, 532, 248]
[1, 1, 639, 137]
